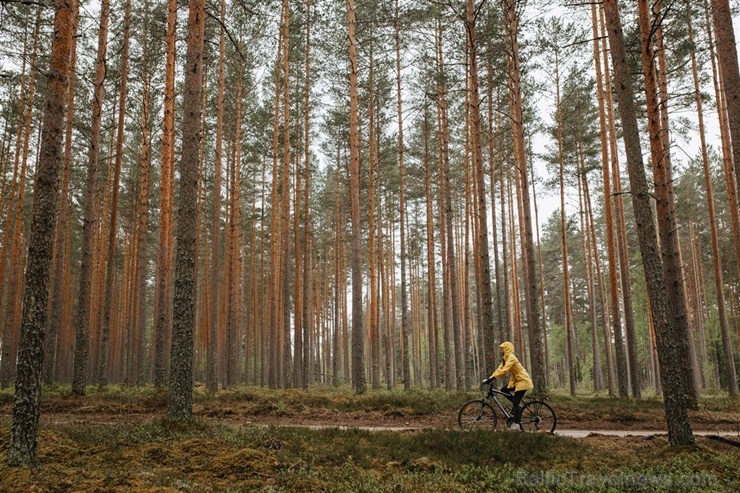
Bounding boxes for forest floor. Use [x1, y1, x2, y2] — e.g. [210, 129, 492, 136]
[0, 383, 736, 432]
[0, 385, 738, 492]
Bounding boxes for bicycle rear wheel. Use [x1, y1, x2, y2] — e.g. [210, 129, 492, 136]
[518, 400, 556, 433]
[458, 400, 498, 430]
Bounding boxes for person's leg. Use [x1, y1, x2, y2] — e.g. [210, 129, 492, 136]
[502, 386, 519, 427]
[511, 390, 526, 423]
[501, 385, 514, 403]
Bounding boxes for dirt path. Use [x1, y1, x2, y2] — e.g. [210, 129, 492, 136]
[556, 429, 740, 439]
[2, 395, 738, 436]
[5, 409, 733, 441]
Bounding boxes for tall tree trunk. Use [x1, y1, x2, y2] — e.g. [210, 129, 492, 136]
[464, 103, 476, 387]
[7, 0, 78, 467]
[637, 0, 698, 403]
[0, 30, 26, 386]
[511, 155, 526, 356]
[245, 208, 257, 385]
[347, 0, 366, 395]
[333, 155, 341, 388]
[688, 224, 710, 387]
[1, 13, 40, 390]
[704, 0, 740, 294]
[579, 152, 603, 392]
[204, 0, 224, 391]
[167, 0, 205, 421]
[554, 52, 576, 396]
[504, 0, 545, 390]
[134, 66, 153, 386]
[98, 0, 130, 388]
[268, 10, 286, 389]
[437, 94, 453, 390]
[381, 192, 394, 388]
[300, 0, 313, 390]
[602, 0, 695, 446]
[591, 1, 617, 396]
[508, 173, 519, 349]
[124, 194, 138, 385]
[423, 105, 439, 389]
[92, 130, 113, 383]
[499, 145, 511, 348]
[343, 225, 351, 383]
[45, 9, 78, 385]
[153, 0, 176, 389]
[530, 150, 549, 376]
[396, 0, 411, 391]
[599, 4, 632, 396]
[259, 157, 267, 386]
[690, 2, 738, 393]
[227, 64, 244, 388]
[72, 0, 111, 395]
[655, 7, 701, 399]
[710, 0, 740, 197]
[486, 64, 504, 349]
[436, 19, 461, 390]
[294, 148, 303, 387]
[368, 48, 380, 389]
[466, 0, 496, 379]
[280, 0, 293, 388]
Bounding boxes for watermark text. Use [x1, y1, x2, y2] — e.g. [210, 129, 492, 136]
[515, 470, 717, 489]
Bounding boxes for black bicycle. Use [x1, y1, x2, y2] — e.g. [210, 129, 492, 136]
[458, 382, 557, 433]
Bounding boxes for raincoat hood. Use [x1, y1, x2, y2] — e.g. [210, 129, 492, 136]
[500, 341, 515, 359]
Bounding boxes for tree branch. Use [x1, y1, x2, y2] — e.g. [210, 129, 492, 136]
[205, 8, 246, 62]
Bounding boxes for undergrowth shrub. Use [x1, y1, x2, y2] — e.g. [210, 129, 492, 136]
[1, 416, 737, 492]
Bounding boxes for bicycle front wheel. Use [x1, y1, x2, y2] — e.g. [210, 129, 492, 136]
[458, 400, 498, 430]
[519, 400, 556, 433]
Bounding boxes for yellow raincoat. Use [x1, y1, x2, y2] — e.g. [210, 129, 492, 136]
[490, 341, 533, 391]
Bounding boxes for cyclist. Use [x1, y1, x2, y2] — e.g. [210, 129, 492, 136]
[483, 341, 533, 428]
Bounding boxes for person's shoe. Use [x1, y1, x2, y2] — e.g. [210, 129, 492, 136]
[508, 421, 520, 430]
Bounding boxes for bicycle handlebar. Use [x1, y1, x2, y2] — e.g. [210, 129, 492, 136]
[485, 385, 512, 398]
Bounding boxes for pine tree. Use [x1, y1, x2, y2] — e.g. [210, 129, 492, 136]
[602, 0, 695, 446]
[7, 0, 79, 467]
[167, 0, 205, 421]
[348, 0, 366, 395]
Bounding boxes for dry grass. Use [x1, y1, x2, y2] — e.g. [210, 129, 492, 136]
[0, 385, 738, 491]
[0, 417, 738, 492]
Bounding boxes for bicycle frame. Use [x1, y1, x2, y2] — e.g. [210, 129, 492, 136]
[483, 385, 517, 419]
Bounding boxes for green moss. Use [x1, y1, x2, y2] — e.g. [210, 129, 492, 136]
[0, 387, 738, 492]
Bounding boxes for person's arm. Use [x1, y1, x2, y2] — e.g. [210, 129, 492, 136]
[492, 356, 515, 379]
